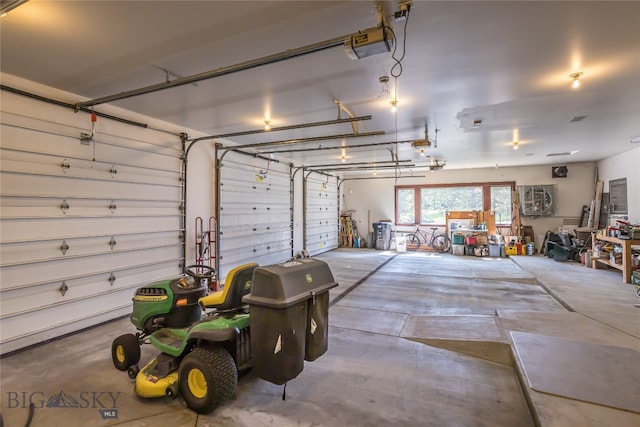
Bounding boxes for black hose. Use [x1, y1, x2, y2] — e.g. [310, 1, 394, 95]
[25, 402, 35, 427]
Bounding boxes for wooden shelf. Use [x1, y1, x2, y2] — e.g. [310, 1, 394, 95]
[592, 257, 623, 272]
[591, 233, 640, 284]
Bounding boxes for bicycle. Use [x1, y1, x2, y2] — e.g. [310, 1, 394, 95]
[405, 224, 451, 253]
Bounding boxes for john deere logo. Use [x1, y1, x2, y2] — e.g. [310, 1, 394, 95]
[305, 274, 313, 283]
[244, 280, 251, 290]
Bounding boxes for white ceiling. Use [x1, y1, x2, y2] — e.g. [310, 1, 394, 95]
[1, 1, 639, 176]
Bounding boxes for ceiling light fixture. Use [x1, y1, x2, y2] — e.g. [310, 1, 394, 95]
[428, 160, 445, 172]
[390, 99, 398, 113]
[570, 72, 583, 89]
[513, 141, 519, 150]
[419, 148, 425, 156]
[378, 75, 390, 98]
[546, 150, 580, 157]
[630, 135, 640, 144]
[264, 120, 271, 131]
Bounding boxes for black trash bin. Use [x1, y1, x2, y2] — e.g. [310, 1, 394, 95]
[373, 221, 392, 250]
[243, 259, 338, 385]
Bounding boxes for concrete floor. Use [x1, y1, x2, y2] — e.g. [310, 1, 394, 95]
[1, 249, 638, 426]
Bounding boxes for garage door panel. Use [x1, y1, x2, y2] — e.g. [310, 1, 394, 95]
[1, 290, 135, 351]
[1, 156, 181, 187]
[1, 262, 178, 305]
[0, 216, 180, 242]
[221, 229, 291, 251]
[1, 245, 181, 290]
[1, 95, 183, 354]
[2, 107, 181, 153]
[0, 196, 180, 219]
[219, 243, 291, 275]
[305, 174, 338, 256]
[218, 153, 292, 280]
[1, 172, 181, 200]
[221, 180, 290, 192]
[219, 211, 290, 228]
[1, 231, 180, 265]
[1, 264, 179, 319]
[220, 224, 290, 240]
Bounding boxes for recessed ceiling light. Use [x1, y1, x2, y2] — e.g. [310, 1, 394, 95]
[473, 119, 482, 128]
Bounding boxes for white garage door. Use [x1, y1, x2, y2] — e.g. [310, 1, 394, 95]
[0, 91, 184, 354]
[218, 151, 292, 279]
[304, 172, 339, 256]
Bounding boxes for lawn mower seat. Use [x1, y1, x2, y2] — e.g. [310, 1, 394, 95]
[198, 262, 258, 312]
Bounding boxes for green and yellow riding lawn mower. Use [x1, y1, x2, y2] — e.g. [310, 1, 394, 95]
[111, 259, 337, 414]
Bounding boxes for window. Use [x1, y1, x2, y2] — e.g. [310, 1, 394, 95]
[397, 188, 415, 224]
[420, 186, 482, 224]
[609, 178, 627, 215]
[490, 186, 513, 224]
[395, 182, 514, 225]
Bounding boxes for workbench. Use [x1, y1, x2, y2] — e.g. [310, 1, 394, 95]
[591, 234, 640, 284]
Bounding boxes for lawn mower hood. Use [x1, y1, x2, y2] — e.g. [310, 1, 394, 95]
[130, 276, 206, 333]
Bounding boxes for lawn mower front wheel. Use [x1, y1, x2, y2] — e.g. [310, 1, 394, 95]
[178, 346, 237, 414]
[112, 333, 141, 371]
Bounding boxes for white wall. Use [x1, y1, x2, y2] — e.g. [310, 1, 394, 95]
[184, 141, 217, 265]
[341, 162, 597, 246]
[597, 145, 640, 224]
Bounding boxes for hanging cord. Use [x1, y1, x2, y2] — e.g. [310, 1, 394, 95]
[259, 157, 271, 177]
[393, 77, 400, 182]
[386, 4, 411, 182]
[90, 111, 97, 161]
[387, 6, 411, 79]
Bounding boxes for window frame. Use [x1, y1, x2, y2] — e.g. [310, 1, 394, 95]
[395, 181, 516, 226]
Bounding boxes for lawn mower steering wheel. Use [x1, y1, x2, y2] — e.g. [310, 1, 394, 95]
[184, 264, 216, 281]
